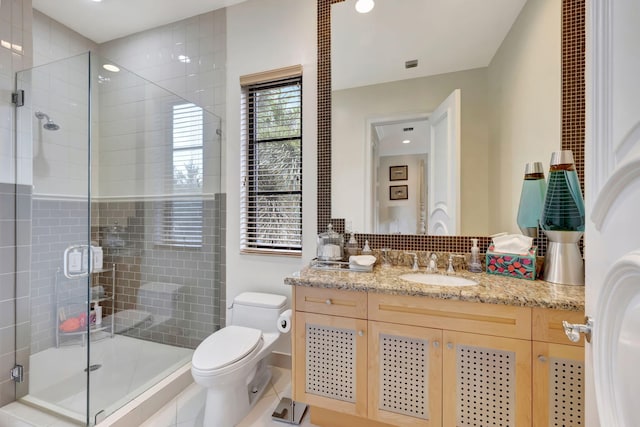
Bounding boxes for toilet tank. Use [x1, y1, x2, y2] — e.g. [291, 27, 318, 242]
[230, 292, 287, 333]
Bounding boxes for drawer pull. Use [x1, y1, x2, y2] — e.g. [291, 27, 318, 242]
[325, 299, 332, 305]
[447, 342, 454, 350]
[538, 355, 548, 363]
[433, 341, 440, 348]
[358, 330, 364, 336]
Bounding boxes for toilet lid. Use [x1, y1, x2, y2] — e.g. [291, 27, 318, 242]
[192, 325, 262, 371]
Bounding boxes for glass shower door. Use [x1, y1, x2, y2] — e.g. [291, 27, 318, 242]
[15, 51, 94, 425]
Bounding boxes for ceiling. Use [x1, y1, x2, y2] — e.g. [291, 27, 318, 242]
[32, 0, 248, 44]
[331, 0, 528, 90]
[32, 0, 528, 90]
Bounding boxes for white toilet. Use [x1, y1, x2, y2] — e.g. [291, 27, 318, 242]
[191, 292, 288, 427]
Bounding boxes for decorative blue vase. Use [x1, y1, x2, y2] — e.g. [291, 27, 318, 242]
[516, 162, 546, 238]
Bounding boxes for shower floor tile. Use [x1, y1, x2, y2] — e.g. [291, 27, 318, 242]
[0, 402, 78, 427]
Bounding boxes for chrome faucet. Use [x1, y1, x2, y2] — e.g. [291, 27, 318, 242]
[427, 252, 438, 273]
[406, 252, 419, 271]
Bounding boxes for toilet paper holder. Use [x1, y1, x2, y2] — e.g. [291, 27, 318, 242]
[272, 397, 308, 424]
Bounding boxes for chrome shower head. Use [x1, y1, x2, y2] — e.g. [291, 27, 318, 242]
[35, 111, 60, 131]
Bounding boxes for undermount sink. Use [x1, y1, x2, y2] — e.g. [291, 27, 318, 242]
[399, 273, 478, 287]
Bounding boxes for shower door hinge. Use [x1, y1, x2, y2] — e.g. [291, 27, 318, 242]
[12, 90, 24, 107]
[10, 364, 23, 383]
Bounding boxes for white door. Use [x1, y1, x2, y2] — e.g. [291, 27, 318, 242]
[428, 89, 461, 235]
[586, 1, 640, 426]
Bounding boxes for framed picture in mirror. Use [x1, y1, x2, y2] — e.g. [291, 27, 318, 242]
[390, 185, 408, 200]
[389, 165, 408, 181]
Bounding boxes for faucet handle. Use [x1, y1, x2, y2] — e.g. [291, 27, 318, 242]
[405, 252, 418, 271]
[447, 254, 466, 274]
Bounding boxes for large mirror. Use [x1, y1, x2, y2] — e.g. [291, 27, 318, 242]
[330, 0, 562, 236]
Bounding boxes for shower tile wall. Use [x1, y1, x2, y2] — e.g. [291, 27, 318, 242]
[93, 197, 224, 349]
[98, 8, 227, 123]
[29, 198, 89, 353]
[0, 0, 33, 408]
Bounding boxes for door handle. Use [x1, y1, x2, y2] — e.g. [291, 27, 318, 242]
[562, 316, 593, 343]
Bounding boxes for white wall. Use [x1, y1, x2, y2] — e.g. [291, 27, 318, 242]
[487, 0, 561, 234]
[225, 0, 317, 337]
[332, 68, 489, 235]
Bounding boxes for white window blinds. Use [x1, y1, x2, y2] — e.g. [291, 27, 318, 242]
[155, 103, 204, 248]
[240, 73, 303, 255]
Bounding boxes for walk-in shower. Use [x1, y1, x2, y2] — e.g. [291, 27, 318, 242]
[12, 51, 224, 426]
[34, 111, 60, 131]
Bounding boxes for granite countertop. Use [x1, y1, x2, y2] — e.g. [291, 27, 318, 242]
[285, 264, 585, 311]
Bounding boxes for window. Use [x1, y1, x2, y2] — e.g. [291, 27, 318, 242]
[240, 69, 302, 255]
[155, 103, 204, 248]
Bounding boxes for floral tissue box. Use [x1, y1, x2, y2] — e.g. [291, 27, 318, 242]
[485, 245, 537, 280]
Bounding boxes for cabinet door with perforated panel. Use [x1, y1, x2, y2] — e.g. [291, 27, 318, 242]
[367, 321, 443, 426]
[442, 330, 532, 427]
[294, 311, 368, 418]
[533, 342, 584, 427]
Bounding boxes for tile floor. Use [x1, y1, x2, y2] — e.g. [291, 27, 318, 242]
[0, 367, 316, 427]
[140, 367, 316, 427]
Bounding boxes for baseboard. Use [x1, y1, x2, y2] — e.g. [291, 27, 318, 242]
[268, 351, 291, 370]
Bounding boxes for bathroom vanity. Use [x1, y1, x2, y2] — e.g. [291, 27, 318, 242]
[286, 266, 585, 427]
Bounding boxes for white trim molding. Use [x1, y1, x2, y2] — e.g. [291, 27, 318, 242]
[586, 0, 614, 204]
[590, 158, 640, 230]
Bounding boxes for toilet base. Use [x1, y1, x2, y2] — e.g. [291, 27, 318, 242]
[202, 360, 272, 426]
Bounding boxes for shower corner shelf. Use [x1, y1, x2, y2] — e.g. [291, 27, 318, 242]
[55, 264, 117, 348]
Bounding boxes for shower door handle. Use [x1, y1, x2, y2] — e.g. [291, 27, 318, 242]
[63, 245, 90, 279]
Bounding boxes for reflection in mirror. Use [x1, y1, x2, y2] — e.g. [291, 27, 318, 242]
[331, 0, 561, 237]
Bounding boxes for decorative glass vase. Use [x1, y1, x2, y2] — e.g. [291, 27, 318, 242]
[540, 150, 585, 285]
[540, 151, 585, 232]
[516, 162, 546, 238]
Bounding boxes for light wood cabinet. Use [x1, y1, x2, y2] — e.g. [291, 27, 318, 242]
[293, 286, 369, 418]
[442, 330, 532, 427]
[532, 308, 585, 427]
[293, 286, 582, 427]
[368, 321, 442, 426]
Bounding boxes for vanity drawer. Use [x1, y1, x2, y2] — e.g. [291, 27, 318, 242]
[294, 286, 367, 319]
[368, 293, 531, 339]
[532, 307, 585, 346]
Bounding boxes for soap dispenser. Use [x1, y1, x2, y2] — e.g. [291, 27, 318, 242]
[345, 232, 360, 258]
[361, 240, 372, 255]
[468, 239, 482, 273]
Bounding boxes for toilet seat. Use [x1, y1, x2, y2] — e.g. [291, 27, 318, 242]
[192, 325, 263, 374]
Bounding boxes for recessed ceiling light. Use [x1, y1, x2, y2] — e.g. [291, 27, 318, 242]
[91, 0, 103, 2]
[402, 139, 411, 144]
[355, 0, 374, 14]
[102, 64, 120, 72]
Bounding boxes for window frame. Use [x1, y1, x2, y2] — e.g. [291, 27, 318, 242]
[240, 69, 303, 256]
